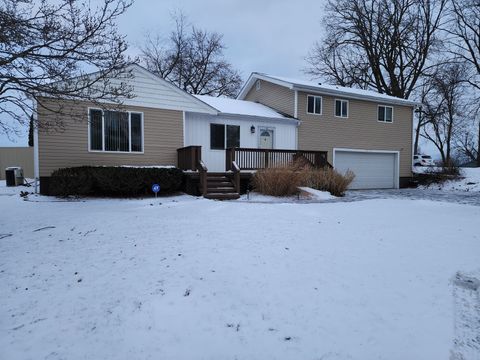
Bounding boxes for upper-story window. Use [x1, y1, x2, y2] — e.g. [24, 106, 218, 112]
[335, 99, 349, 118]
[256, 80, 261, 91]
[378, 105, 393, 123]
[307, 95, 322, 115]
[89, 109, 143, 152]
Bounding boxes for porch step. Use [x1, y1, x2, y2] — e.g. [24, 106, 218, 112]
[202, 172, 240, 200]
[207, 186, 236, 193]
[207, 176, 230, 182]
[204, 192, 240, 200]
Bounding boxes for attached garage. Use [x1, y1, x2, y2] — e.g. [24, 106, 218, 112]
[333, 149, 399, 189]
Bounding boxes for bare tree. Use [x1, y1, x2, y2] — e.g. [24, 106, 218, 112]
[0, 0, 134, 134]
[454, 124, 478, 163]
[445, 0, 480, 90]
[141, 13, 242, 97]
[414, 80, 437, 155]
[421, 64, 468, 166]
[305, 0, 447, 99]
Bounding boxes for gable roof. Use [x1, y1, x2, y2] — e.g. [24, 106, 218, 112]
[238, 72, 420, 107]
[194, 95, 292, 120]
[40, 64, 218, 114]
[115, 64, 218, 114]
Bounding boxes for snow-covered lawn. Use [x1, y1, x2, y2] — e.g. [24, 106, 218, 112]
[1, 183, 479, 360]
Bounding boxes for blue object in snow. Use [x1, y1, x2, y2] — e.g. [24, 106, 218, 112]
[152, 184, 160, 193]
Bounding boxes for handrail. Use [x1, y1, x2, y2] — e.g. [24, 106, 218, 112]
[197, 160, 208, 196]
[231, 160, 240, 193]
[227, 147, 331, 170]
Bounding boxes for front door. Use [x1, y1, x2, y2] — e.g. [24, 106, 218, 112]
[259, 129, 274, 149]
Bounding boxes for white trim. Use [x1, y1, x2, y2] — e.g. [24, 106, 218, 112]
[306, 94, 323, 115]
[295, 126, 298, 150]
[411, 107, 416, 171]
[182, 111, 186, 147]
[237, 72, 294, 99]
[294, 90, 298, 118]
[33, 101, 39, 193]
[333, 148, 400, 189]
[334, 99, 349, 118]
[87, 107, 145, 154]
[237, 72, 420, 107]
[188, 111, 299, 126]
[377, 105, 394, 123]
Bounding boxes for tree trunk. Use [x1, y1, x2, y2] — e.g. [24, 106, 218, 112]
[414, 112, 422, 155]
[477, 121, 480, 167]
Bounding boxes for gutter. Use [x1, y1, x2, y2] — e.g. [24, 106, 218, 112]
[290, 85, 420, 107]
[33, 100, 39, 193]
[218, 112, 301, 126]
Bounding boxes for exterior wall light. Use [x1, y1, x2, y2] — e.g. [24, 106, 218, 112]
[250, 125, 255, 134]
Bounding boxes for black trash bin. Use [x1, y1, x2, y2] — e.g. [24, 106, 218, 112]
[5, 167, 16, 186]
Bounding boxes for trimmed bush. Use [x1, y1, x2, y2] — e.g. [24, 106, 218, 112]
[49, 166, 184, 197]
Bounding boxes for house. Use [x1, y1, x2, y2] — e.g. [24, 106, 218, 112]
[35, 64, 418, 196]
[238, 73, 419, 189]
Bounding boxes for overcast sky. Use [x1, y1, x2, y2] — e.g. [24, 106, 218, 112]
[0, 0, 327, 146]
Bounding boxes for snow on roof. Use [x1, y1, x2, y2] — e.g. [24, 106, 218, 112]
[244, 73, 419, 106]
[194, 95, 290, 119]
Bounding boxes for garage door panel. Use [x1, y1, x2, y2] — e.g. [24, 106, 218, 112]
[335, 151, 397, 189]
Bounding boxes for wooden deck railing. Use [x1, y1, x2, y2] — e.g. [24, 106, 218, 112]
[225, 147, 331, 171]
[177, 146, 202, 171]
[197, 160, 208, 196]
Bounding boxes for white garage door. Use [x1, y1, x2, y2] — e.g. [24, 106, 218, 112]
[334, 150, 398, 189]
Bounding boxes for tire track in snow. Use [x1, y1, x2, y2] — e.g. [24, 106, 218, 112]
[451, 272, 480, 360]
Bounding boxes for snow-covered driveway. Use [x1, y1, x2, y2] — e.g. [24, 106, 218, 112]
[1, 188, 479, 360]
[337, 188, 480, 207]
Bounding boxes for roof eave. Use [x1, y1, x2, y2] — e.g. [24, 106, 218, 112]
[290, 85, 420, 107]
[217, 112, 300, 125]
[237, 73, 294, 100]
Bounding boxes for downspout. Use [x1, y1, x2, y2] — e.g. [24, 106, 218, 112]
[294, 90, 298, 150]
[33, 100, 39, 193]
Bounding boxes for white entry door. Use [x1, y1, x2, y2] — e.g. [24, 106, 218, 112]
[334, 150, 399, 189]
[259, 129, 274, 149]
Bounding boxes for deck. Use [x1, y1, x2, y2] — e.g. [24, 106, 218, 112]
[178, 146, 331, 199]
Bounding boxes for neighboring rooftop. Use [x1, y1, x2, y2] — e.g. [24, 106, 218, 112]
[238, 73, 420, 107]
[194, 94, 292, 120]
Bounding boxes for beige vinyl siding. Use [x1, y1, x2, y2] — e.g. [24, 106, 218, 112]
[37, 97, 183, 177]
[0, 147, 34, 179]
[244, 81, 295, 117]
[297, 92, 413, 177]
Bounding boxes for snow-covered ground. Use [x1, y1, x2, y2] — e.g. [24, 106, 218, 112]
[415, 167, 480, 192]
[1, 182, 479, 360]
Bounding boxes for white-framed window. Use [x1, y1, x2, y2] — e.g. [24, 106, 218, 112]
[378, 105, 393, 123]
[88, 108, 144, 153]
[210, 123, 240, 150]
[256, 80, 261, 91]
[307, 95, 322, 115]
[335, 99, 349, 118]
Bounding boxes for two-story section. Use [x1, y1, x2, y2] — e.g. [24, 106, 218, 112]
[238, 73, 419, 189]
